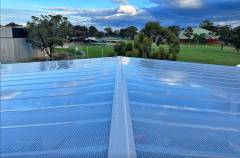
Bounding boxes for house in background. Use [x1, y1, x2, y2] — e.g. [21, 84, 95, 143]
[0, 26, 41, 63]
[179, 28, 219, 44]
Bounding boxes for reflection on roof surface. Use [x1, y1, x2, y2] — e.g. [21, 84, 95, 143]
[1, 57, 240, 158]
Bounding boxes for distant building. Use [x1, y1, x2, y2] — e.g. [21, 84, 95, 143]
[83, 37, 125, 44]
[179, 28, 219, 44]
[0, 26, 41, 63]
[103, 37, 125, 43]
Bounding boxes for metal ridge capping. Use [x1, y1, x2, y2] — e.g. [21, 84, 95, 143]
[108, 57, 137, 158]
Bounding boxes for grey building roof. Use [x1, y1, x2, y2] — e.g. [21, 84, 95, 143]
[179, 28, 218, 39]
[1, 57, 240, 158]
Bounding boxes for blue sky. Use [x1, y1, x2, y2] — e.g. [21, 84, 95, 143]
[1, 0, 240, 29]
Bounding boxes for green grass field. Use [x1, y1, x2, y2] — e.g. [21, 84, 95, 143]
[55, 44, 114, 58]
[55, 44, 240, 66]
[178, 45, 240, 66]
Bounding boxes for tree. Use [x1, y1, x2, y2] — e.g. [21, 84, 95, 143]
[96, 31, 105, 38]
[192, 33, 206, 48]
[142, 22, 161, 43]
[198, 33, 207, 45]
[114, 41, 134, 56]
[168, 26, 181, 36]
[125, 26, 138, 40]
[193, 34, 200, 47]
[73, 25, 89, 42]
[134, 33, 152, 58]
[120, 28, 127, 38]
[114, 41, 127, 56]
[140, 22, 180, 60]
[167, 32, 180, 61]
[89, 26, 98, 37]
[150, 46, 167, 60]
[120, 26, 138, 39]
[113, 30, 120, 37]
[184, 26, 193, 47]
[200, 20, 218, 33]
[231, 26, 240, 53]
[126, 49, 140, 57]
[104, 27, 113, 37]
[26, 15, 72, 58]
[218, 25, 232, 51]
[5, 22, 22, 27]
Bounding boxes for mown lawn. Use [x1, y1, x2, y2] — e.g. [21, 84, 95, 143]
[55, 44, 240, 66]
[55, 44, 114, 58]
[178, 45, 240, 66]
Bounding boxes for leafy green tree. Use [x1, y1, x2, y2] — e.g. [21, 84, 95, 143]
[73, 25, 89, 42]
[150, 46, 167, 60]
[114, 41, 127, 56]
[104, 27, 113, 37]
[126, 49, 140, 57]
[126, 26, 138, 39]
[126, 42, 133, 52]
[142, 22, 161, 43]
[5, 22, 22, 27]
[198, 33, 207, 44]
[27, 15, 72, 58]
[184, 26, 193, 46]
[141, 22, 180, 60]
[89, 26, 98, 37]
[200, 20, 218, 33]
[114, 41, 134, 56]
[168, 26, 181, 36]
[113, 30, 120, 37]
[134, 33, 152, 58]
[231, 26, 240, 53]
[192, 33, 204, 47]
[119, 26, 138, 39]
[96, 31, 105, 38]
[218, 25, 232, 51]
[167, 33, 180, 61]
[200, 20, 213, 30]
[192, 33, 207, 46]
[119, 28, 126, 38]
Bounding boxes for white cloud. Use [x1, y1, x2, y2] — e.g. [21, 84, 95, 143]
[176, 0, 203, 8]
[217, 20, 240, 28]
[151, 0, 203, 9]
[97, 4, 141, 20]
[118, 4, 139, 15]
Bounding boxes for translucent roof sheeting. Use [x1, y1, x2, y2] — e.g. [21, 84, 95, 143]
[1, 57, 240, 158]
[1, 58, 116, 158]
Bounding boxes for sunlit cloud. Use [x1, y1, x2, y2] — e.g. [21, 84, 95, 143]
[118, 4, 139, 15]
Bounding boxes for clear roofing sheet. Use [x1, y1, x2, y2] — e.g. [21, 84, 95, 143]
[1, 57, 240, 158]
[1, 58, 116, 158]
[123, 58, 240, 158]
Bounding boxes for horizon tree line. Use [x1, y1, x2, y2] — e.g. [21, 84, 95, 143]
[3, 15, 240, 59]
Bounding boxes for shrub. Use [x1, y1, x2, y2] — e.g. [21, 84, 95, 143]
[126, 42, 133, 51]
[150, 46, 167, 59]
[114, 41, 127, 56]
[108, 52, 117, 57]
[126, 49, 140, 57]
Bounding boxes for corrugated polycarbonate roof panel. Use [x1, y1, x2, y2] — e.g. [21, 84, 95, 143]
[123, 57, 240, 158]
[1, 57, 240, 158]
[1, 58, 116, 158]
